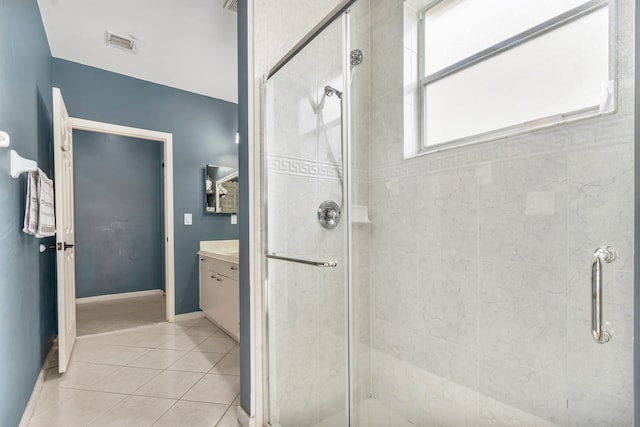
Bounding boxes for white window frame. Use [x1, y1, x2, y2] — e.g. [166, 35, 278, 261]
[410, 0, 616, 156]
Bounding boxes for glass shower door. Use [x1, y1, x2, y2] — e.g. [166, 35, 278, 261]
[356, 0, 635, 426]
[262, 0, 635, 425]
[264, 14, 350, 427]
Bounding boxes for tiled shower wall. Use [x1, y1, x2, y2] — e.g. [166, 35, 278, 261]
[368, 0, 635, 426]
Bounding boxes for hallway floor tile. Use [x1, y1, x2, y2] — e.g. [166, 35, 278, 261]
[28, 317, 240, 427]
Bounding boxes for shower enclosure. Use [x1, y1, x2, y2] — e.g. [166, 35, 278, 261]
[262, 0, 635, 425]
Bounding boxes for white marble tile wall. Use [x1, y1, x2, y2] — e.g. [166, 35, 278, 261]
[368, 0, 635, 426]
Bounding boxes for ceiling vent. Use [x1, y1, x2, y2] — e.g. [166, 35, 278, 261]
[223, 0, 237, 13]
[105, 31, 136, 53]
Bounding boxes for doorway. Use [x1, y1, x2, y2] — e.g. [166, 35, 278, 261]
[73, 129, 167, 336]
[70, 118, 176, 328]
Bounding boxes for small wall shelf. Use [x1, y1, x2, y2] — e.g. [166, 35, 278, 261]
[351, 205, 372, 224]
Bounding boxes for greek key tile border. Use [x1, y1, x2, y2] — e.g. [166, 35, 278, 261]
[267, 154, 369, 182]
[266, 114, 632, 184]
[267, 154, 340, 180]
[372, 114, 633, 182]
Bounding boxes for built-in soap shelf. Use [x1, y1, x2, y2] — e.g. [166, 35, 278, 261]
[0, 130, 39, 178]
[351, 205, 371, 224]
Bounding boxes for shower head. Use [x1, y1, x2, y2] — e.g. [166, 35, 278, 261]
[350, 48, 364, 70]
[314, 85, 342, 113]
[315, 49, 362, 111]
[324, 85, 343, 100]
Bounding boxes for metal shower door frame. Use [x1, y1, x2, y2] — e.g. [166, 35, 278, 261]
[261, 5, 356, 426]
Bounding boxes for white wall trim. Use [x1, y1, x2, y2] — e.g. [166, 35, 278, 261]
[236, 405, 253, 427]
[174, 311, 205, 321]
[247, 0, 266, 425]
[19, 345, 57, 427]
[76, 289, 163, 304]
[69, 117, 176, 323]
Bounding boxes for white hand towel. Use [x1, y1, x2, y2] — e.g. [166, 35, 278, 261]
[22, 169, 56, 238]
[23, 170, 39, 236]
[36, 169, 56, 238]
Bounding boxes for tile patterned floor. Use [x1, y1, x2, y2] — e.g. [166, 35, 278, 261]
[29, 318, 240, 427]
[76, 294, 166, 336]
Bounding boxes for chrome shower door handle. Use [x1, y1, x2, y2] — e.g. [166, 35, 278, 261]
[266, 253, 338, 268]
[591, 245, 618, 344]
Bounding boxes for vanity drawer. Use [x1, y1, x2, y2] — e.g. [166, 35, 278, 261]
[206, 257, 239, 281]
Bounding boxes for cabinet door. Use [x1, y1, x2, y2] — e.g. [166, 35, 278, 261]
[199, 257, 213, 313]
[210, 275, 240, 340]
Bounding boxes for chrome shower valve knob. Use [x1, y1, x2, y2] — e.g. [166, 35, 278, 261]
[318, 200, 341, 229]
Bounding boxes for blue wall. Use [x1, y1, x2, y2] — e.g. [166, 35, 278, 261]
[237, 0, 251, 414]
[52, 59, 239, 314]
[73, 131, 164, 298]
[0, 1, 56, 426]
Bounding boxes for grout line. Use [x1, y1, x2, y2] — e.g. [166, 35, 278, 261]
[215, 397, 239, 427]
[76, 321, 170, 340]
[130, 358, 207, 400]
[149, 398, 179, 427]
[44, 387, 141, 398]
[179, 397, 239, 405]
[121, 367, 168, 397]
[171, 371, 207, 401]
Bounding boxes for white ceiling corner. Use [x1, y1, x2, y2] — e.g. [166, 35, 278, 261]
[37, 0, 238, 103]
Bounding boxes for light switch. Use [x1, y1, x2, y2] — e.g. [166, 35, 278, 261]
[184, 213, 192, 225]
[231, 214, 237, 225]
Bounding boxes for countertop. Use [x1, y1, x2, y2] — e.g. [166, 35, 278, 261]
[198, 240, 239, 264]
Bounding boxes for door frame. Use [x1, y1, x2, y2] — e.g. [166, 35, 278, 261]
[69, 118, 176, 322]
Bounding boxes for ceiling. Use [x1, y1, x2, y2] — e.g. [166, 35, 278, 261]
[37, 0, 238, 103]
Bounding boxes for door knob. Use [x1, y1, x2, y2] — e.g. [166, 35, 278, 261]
[57, 242, 75, 251]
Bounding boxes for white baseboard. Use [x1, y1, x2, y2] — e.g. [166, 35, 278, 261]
[76, 289, 163, 304]
[174, 311, 205, 321]
[237, 405, 254, 427]
[19, 344, 57, 427]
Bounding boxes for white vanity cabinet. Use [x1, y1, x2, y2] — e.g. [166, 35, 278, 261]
[198, 240, 239, 342]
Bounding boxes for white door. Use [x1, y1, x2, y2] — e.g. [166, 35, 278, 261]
[53, 87, 76, 373]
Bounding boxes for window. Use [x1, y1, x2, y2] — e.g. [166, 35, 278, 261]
[404, 0, 614, 155]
